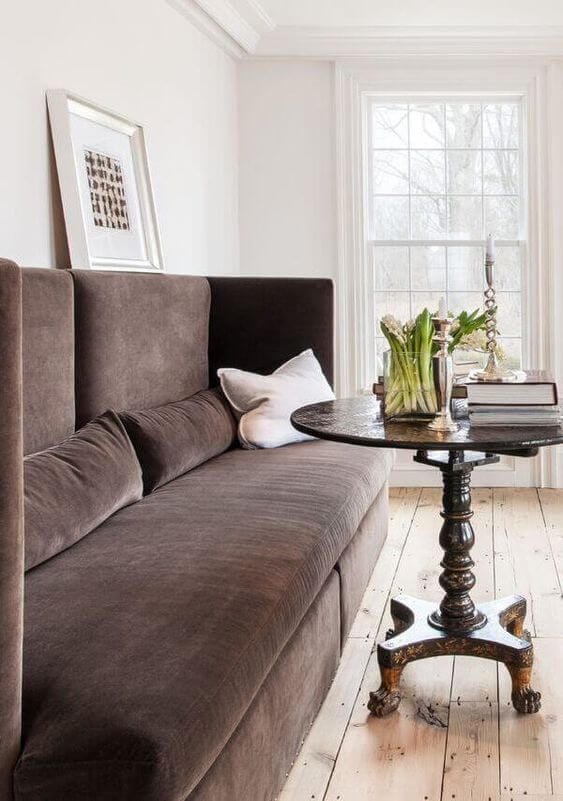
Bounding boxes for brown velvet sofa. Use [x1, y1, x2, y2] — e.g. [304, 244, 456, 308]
[0, 260, 392, 801]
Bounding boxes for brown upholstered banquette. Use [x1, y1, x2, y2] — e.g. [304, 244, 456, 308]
[0, 261, 392, 801]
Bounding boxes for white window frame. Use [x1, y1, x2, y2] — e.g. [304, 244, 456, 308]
[335, 57, 562, 488]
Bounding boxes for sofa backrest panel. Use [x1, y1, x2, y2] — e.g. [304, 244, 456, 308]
[207, 277, 334, 387]
[22, 268, 75, 455]
[72, 271, 211, 426]
[0, 260, 24, 800]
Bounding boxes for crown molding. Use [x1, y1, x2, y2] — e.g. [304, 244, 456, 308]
[166, 0, 245, 57]
[253, 25, 563, 59]
[232, 0, 275, 36]
[166, 4, 563, 62]
[169, 0, 276, 55]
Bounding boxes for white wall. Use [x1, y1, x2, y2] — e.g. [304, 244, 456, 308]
[0, 0, 239, 275]
[238, 61, 336, 279]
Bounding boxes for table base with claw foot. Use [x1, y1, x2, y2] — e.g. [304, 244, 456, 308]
[290, 399, 563, 721]
[368, 449, 541, 717]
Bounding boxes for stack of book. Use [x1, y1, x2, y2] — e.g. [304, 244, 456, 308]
[465, 370, 561, 427]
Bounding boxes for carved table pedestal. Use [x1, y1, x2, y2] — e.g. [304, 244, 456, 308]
[291, 396, 563, 717]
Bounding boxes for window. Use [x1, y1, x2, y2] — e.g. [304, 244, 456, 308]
[368, 98, 525, 371]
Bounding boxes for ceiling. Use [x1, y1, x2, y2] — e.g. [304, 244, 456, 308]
[172, 0, 563, 57]
[255, 0, 563, 28]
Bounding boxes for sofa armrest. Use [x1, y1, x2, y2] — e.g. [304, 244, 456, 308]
[0, 259, 24, 801]
[207, 277, 334, 386]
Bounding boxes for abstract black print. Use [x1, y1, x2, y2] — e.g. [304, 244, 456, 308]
[84, 149, 130, 230]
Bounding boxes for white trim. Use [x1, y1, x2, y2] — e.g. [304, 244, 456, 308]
[166, 0, 246, 57]
[230, 0, 275, 35]
[192, 0, 262, 52]
[256, 26, 563, 59]
[335, 58, 558, 487]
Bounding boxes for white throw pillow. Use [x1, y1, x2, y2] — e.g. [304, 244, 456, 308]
[217, 349, 335, 449]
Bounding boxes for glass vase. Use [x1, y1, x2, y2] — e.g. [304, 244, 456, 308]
[383, 349, 439, 419]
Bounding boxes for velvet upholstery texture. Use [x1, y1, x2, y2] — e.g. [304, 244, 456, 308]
[120, 388, 236, 492]
[72, 271, 210, 426]
[208, 277, 334, 387]
[24, 412, 143, 571]
[337, 488, 390, 643]
[16, 440, 392, 801]
[0, 260, 24, 801]
[21, 269, 75, 455]
[188, 572, 341, 801]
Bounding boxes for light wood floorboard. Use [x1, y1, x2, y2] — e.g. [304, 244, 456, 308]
[280, 488, 563, 801]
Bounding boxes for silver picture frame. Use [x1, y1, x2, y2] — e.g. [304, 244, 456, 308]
[47, 89, 163, 271]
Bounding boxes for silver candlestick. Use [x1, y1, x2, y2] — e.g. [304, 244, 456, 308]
[428, 316, 458, 433]
[470, 246, 518, 383]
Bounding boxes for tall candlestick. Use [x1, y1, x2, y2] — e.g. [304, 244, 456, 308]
[428, 316, 458, 433]
[470, 237, 519, 383]
[438, 296, 447, 320]
[486, 234, 495, 264]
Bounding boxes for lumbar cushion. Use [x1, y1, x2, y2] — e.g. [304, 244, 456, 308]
[24, 411, 143, 570]
[120, 388, 237, 492]
[218, 349, 335, 449]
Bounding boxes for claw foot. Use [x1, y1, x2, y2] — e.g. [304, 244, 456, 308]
[368, 686, 401, 717]
[512, 686, 541, 714]
[385, 628, 395, 641]
[521, 629, 532, 643]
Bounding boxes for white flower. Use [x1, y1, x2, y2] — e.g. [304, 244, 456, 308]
[458, 330, 506, 361]
[381, 314, 406, 344]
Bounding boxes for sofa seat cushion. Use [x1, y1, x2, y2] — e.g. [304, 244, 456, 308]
[16, 441, 393, 801]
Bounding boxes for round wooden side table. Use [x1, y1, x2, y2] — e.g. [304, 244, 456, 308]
[291, 396, 563, 717]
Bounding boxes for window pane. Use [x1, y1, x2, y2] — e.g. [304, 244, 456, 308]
[373, 151, 409, 194]
[447, 150, 482, 194]
[483, 150, 519, 195]
[496, 292, 522, 337]
[409, 104, 444, 148]
[497, 337, 522, 369]
[448, 291, 484, 316]
[373, 246, 410, 290]
[372, 104, 409, 148]
[484, 196, 519, 239]
[446, 103, 482, 148]
[372, 196, 409, 239]
[410, 246, 446, 290]
[483, 103, 519, 148]
[411, 291, 442, 316]
[495, 246, 521, 291]
[410, 150, 445, 194]
[374, 291, 411, 328]
[447, 247, 484, 291]
[376, 338, 388, 373]
[411, 196, 446, 239]
[448, 196, 482, 239]
[368, 97, 524, 382]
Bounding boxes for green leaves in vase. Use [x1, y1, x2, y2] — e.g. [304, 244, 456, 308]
[381, 307, 488, 417]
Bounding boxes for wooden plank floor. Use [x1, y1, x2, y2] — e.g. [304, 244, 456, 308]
[280, 488, 563, 801]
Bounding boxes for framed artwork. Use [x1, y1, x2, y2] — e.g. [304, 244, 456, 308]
[47, 90, 163, 271]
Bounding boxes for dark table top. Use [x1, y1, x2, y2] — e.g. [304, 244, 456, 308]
[291, 396, 563, 454]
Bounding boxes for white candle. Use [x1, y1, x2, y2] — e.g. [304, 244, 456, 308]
[438, 296, 447, 319]
[486, 233, 496, 263]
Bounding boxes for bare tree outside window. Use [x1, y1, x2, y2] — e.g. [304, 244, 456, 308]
[369, 99, 524, 370]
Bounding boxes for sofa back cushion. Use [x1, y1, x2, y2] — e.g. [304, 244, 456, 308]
[24, 411, 143, 570]
[71, 271, 211, 426]
[120, 388, 237, 492]
[22, 269, 75, 455]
